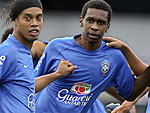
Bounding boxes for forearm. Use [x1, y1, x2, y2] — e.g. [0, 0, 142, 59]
[103, 37, 147, 75]
[121, 45, 147, 75]
[133, 87, 149, 104]
[127, 65, 150, 101]
[106, 87, 125, 102]
[126, 87, 150, 106]
[34, 59, 77, 93]
[35, 72, 61, 93]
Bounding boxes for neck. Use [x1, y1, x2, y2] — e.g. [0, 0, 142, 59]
[75, 36, 102, 51]
[12, 32, 33, 49]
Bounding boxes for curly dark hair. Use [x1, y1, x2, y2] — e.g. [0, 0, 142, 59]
[1, 0, 42, 27]
[81, 0, 112, 23]
[0, 0, 16, 26]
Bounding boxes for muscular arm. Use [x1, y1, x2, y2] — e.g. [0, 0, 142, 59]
[103, 37, 150, 112]
[31, 42, 77, 93]
[125, 87, 149, 105]
[106, 87, 125, 102]
[126, 65, 150, 101]
[120, 44, 147, 75]
[35, 59, 77, 93]
[111, 87, 150, 113]
[31, 40, 47, 60]
[103, 37, 148, 75]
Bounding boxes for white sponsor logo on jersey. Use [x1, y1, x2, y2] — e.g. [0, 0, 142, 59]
[34, 53, 45, 71]
[70, 83, 92, 95]
[28, 93, 35, 110]
[0, 55, 6, 66]
[56, 83, 93, 106]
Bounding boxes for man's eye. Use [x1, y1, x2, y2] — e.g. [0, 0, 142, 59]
[88, 19, 94, 23]
[25, 16, 31, 20]
[37, 16, 42, 21]
[98, 21, 106, 26]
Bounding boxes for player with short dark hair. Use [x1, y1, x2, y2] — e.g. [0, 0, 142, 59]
[34, 0, 150, 113]
[0, 0, 77, 112]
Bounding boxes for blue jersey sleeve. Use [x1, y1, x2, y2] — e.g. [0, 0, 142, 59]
[34, 39, 61, 77]
[0, 46, 17, 83]
[110, 50, 135, 99]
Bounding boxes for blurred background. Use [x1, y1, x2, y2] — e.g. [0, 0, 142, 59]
[0, 0, 150, 112]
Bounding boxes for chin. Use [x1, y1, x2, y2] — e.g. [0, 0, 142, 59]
[27, 37, 38, 42]
[32, 38, 38, 42]
[31, 36, 39, 40]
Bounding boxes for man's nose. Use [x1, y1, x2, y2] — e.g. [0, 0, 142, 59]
[31, 19, 38, 27]
[91, 22, 98, 31]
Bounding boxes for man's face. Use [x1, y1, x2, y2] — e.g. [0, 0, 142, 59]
[80, 8, 110, 45]
[14, 7, 43, 42]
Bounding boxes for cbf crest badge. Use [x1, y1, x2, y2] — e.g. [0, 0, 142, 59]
[101, 60, 110, 76]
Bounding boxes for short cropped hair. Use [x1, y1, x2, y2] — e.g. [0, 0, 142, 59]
[81, 0, 112, 23]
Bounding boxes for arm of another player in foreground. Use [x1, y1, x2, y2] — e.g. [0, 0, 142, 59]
[31, 40, 47, 60]
[110, 102, 135, 113]
[106, 87, 136, 113]
[126, 65, 150, 101]
[112, 87, 149, 113]
[35, 59, 77, 93]
[107, 87, 150, 113]
[106, 87, 125, 102]
[103, 37, 147, 76]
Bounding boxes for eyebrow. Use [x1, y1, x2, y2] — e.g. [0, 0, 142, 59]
[24, 13, 43, 17]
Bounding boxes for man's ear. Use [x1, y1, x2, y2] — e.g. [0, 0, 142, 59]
[105, 22, 110, 33]
[13, 19, 18, 27]
[80, 17, 83, 27]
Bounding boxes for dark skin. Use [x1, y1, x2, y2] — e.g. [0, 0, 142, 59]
[75, 8, 150, 101]
[11, 7, 77, 93]
[76, 8, 125, 102]
[76, 8, 110, 51]
[13, 7, 43, 49]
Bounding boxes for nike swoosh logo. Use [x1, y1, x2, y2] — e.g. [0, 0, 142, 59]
[24, 65, 28, 68]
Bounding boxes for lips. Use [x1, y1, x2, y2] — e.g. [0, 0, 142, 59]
[88, 32, 100, 39]
[29, 29, 39, 36]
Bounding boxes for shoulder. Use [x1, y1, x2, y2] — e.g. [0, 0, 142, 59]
[102, 42, 126, 64]
[48, 37, 73, 45]
[46, 37, 73, 50]
[0, 42, 18, 62]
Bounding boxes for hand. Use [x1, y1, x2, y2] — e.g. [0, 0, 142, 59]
[111, 101, 136, 113]
[102, 37, 128, 50]
[106, 103, 120, 113]
[130, 105, 136, 113]
[55, 59, 77, 78]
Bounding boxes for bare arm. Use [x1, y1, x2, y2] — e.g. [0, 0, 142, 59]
[106, 87, 125, 102]
[106, 69, 150, 113]
[103, 37, 147, 75]
[35, 59, 77, 93]
[120, 43, 147, 76]
[103, 37, 150, 112]
[126, 65, 150, 101]
[31, 42, 78, 93]
[111, 87, 150, 113]
[106, 86, 149, 103]
[31, 40, 47, 60]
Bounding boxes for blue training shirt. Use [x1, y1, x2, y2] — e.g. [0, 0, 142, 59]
[33, 41, 107, 113]
[146, 97, 150, 113]
[34, 34, 134, 113]
[0, 35, 35, 113]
